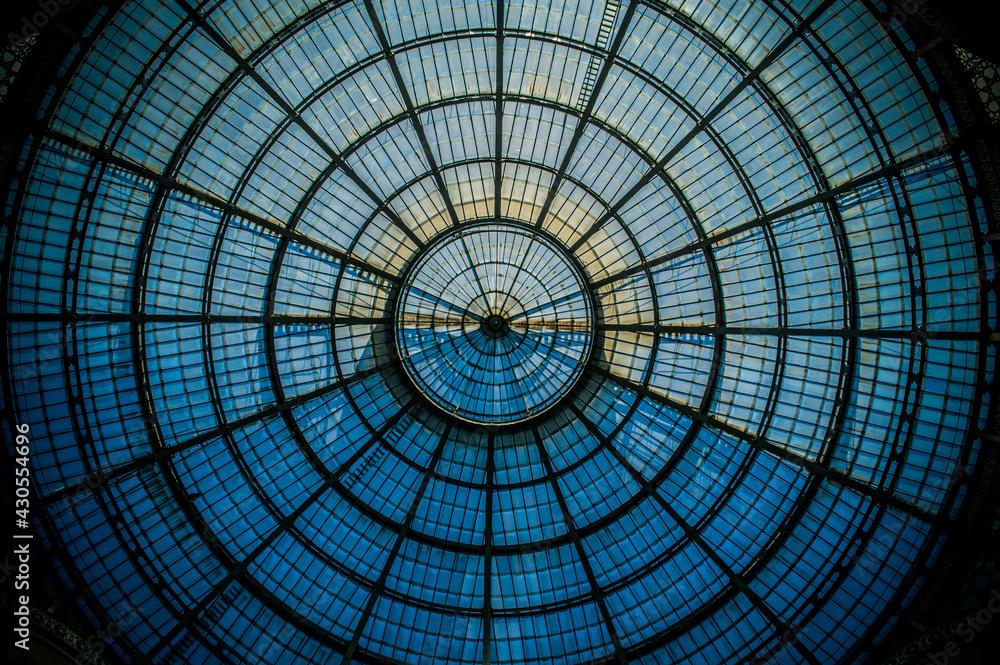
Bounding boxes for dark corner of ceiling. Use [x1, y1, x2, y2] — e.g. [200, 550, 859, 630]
[865, 3, 1000, 665]
[918, 0, 1000, 65]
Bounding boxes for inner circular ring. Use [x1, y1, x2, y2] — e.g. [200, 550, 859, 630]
[394, 222, 596, 426]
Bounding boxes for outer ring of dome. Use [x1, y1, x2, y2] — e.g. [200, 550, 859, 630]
[393, 220, 599, 427]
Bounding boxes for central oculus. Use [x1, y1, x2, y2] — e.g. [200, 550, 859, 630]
[395, 223, 596, 425]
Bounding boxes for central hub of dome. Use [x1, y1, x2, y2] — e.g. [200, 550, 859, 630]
[481, 313, 509, 339]
[395, 223, 595, 425]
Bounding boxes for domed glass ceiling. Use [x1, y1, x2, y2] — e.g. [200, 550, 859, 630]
[1, 0, 995, 664]
[396, 222, 595, 425]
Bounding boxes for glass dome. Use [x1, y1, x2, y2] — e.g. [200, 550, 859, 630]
[1, 1, 995, 664]
[396, 222, 595, 425]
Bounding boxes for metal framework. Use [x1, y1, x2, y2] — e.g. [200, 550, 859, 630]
[1, 0, 997, 664]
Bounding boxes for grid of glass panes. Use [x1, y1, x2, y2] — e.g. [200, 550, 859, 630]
[3, 0, 991, 664]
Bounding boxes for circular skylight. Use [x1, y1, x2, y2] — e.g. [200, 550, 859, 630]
[396, 223, 594, 424]
[1, 1, 994, 665]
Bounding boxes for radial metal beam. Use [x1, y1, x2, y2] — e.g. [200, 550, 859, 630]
[590, 140, 960, 290]
[357, 0, 496, 308]
[39, 364, 400, 509]
[532, 0, 639, 229]
[570, 405, 823, 665]
[533, 427, 629, 665]
[569, 0, 838, 252]
[592, 366, 941, 523]
[42, 128, 401, 284]
[171, 0, 424, 249]
[339, 424, 452, 664]
[147, 476, 336, 663]
[494, 0, 506, 221]
[482, 430, 496, 665]
[570, 0, 842, 253]
[27, 506, 157, 665]
[361, 0, 463, 229]
[267, 90, 643, 253]
[146, 399, 416, 663]
[405, 283, 481, 320]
